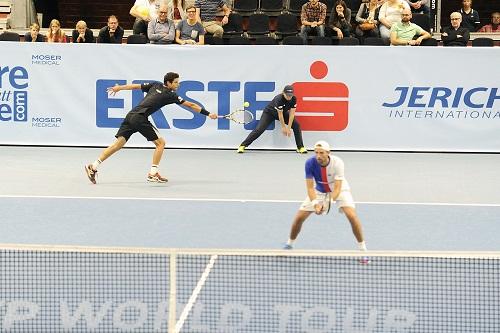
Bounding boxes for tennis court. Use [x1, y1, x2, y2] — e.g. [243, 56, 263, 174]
[1, 146, 499, 332]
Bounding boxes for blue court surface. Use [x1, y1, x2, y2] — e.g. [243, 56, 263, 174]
[1, 146, 499, 251]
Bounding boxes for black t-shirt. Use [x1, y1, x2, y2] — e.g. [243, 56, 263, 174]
[130, 82, 185, 117]
[265, 93, 297, 114]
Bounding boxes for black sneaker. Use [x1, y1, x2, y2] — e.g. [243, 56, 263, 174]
[85, 165, 97, 184]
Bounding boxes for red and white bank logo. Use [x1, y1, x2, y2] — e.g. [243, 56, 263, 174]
[293, 61, 349, 131]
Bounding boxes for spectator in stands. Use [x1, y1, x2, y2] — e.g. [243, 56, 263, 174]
[327, 0, 352, 39]
[378, 0, 410, 44]
[442, 11, 470, 46]
[148, 3, 176, 44]
[72, 20, 95, 43]
[299, 0, 327, 42]
[459, 0, 480, 32]
[195, 0, 231, 38]
[98, 15, 124, 43]
[403, 0, 429, 15]
[46, 19, 66, 43]
[355, 0, 381, 42]
[168, 0, 186, 26]
[175, 5, 205, 45]
[390, 8, 430, 45]
[130, 0, 161, 36]
[478, 11, 500, 33]
[24, 23, 44, 42]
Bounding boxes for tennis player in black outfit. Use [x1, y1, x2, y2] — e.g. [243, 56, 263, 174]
[85, 72, 217, 184]
[237, 85, 307, 154]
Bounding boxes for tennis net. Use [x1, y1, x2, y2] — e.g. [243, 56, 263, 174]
[0, 244, 499, 332]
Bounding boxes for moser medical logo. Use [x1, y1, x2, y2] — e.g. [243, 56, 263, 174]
[0, 65, 28, 123]
[382, 86, 500, 120]
[31, 54, 62, 66]
[95, 61, 349, 132]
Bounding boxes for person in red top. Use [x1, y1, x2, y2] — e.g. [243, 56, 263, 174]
[478, 12, 500, 32]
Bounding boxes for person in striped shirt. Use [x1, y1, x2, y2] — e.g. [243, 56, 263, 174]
[195, 0, 231, 38]
[284, 141, 368, 258]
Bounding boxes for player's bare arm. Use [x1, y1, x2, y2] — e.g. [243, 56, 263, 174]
[331, 179, 342, 201]
[107, 84, 142, 96]
[287, 107, 296, 131]
[182, 100, 218, 119]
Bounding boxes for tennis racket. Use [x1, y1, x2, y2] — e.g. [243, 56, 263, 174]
[218, 109, 253, 124]
[321, 192, 332, 215]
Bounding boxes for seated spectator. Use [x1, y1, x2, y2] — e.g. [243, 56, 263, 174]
[175, 5, 205, 44]
[24, 22, 44, 42]
[72, 20, 95, 43]
[390, 8, 430, 45]
[442, 11, 470, 46]
[478, 11, 500, 32]
[148, 4, 175, 44]
[299, 0, 327, 42]
[130, 0, 160, 36]
[378, 0, 410, 44]
[355, 0, 381, 41]
[195, 0, 231, 38]
[327, 0, 352, 39]
[98, 15, 124, 43]
[46, 19, 66, 43]
[459, 0, 480, 32]
[403, 0, 429, 15]
[168, 0, 186, 25]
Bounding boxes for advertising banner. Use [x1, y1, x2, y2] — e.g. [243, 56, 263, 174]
[0, 43, 499, 152]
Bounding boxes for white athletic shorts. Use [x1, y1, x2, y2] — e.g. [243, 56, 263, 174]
[299, 190, 355, 213]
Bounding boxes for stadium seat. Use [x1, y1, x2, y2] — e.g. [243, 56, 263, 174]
[472, 37, 494, 47]
[282, 35, 304, 45]
[288, 0, 309, 15]
[411, 13, 431, 33]
[311, 36, 332, 45]
[363, 37, 385, 45]
[420, 37, 438, 46]
[223, 13, 244, 37]
[0, 31, 20, 41]
[126, 34, 147, 44]
[275, 13, 298, 39]
[338, 37, 359, 45]
[228, 36, 252, 44]
[246, 13, 270, 38]
[255, 36, 278, 44]
[233, 0, 259, 16]
[260, 0, 284, 16]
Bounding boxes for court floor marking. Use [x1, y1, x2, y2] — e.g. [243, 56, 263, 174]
[1, 195, 500, 207]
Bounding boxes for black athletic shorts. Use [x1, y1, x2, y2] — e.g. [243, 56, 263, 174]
[115, 112, 159, 141]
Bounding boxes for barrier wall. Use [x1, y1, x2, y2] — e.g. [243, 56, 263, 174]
[0, 43, 499, 152]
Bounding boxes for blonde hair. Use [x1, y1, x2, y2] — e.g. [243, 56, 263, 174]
[75, 20, 87, 29]
[47, 19, 66, 42]
[30, 23, 40, 31]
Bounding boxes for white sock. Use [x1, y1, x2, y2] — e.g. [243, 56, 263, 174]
[358, 241, 367, 251]
[91, 159, 102, 170]
[150, 165, 158, 175]
[287, 239, 295, 246]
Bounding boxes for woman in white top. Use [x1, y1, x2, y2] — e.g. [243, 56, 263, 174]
[355, 0, 381, 42]
[378, 0, 409, 44]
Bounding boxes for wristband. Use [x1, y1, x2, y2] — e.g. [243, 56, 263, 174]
[200, 108, 210, 116]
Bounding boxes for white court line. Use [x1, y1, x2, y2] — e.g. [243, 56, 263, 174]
[1, 194, 500, 207]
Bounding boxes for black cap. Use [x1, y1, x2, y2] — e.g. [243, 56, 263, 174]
[283, 85, 294, 96]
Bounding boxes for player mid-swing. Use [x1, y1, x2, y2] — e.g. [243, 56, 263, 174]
[85, 72, 217, 184]
[284, 141, 369, 263]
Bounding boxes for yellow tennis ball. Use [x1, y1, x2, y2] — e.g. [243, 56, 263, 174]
[243, 102, 250, 108]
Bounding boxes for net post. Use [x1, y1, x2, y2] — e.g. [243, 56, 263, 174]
[168, 250, 177, 333]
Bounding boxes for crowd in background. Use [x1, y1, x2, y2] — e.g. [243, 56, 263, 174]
[3, 0, 499, 45]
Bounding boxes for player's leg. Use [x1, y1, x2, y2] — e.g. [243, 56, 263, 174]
[138, 119, 168, 183]
[342, 207, 365, 245]
[85, 114, 134, 184]
[284, 196, 315, 249]
[239, 112, 275, 152]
